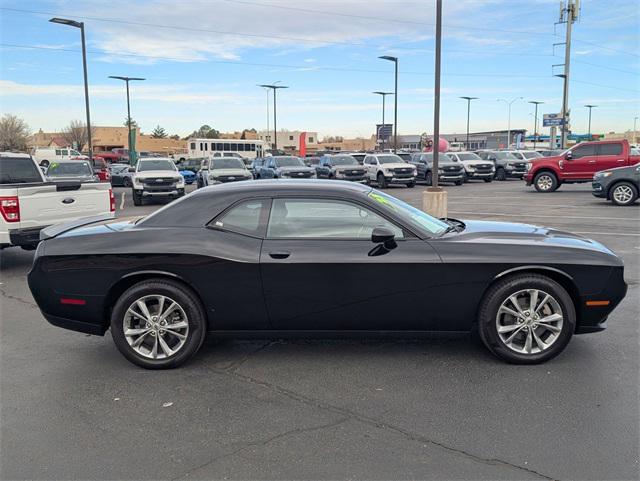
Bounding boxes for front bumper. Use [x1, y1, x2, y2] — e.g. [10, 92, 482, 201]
[466, 171, 494, 179]
[385, 176, 416, 184]
[438, 173, 464, 183]
[591, 181, 607, 198]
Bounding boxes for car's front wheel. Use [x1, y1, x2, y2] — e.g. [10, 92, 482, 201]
[123, 177, 132, 187]
[377, 173, 387, 189]
[110, 279, 207, 369]
[533, 171, 559, 192]
[610, 181, 638, 206]
[424, 171, 433, 186]
[132, 190, 143, 206]
[478, 274, 575, 364]
[495, 167, 506, 181]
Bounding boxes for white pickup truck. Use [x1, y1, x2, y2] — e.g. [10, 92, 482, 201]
[0, 152, 115, 250]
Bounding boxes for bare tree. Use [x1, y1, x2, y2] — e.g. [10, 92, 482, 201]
[0, 114, 31, 151]
[61, 120, 95, 150]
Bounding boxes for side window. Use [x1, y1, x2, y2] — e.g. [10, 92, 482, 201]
[190, 142, 196, 150]
[571, 144, 596, 159]
[204, 143, 208, 151]
[268, 160, 276, 168]
[216, 143, 224, 151]
[267, 199, 404, 240]
[211, 199, 269, 237]
[55, 149, 62, 156]
[230, 143, 238, 151]
[598, 143, 623, 156]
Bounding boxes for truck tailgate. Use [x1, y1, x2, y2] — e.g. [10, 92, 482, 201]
[17, 182, 113, 230]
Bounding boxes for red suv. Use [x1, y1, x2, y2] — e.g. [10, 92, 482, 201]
[525, 140, 640, 192]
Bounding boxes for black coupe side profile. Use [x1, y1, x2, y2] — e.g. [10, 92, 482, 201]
[28, 180, 627, 368]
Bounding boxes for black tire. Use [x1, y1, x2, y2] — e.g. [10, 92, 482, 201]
[123, 177, 132, 188]
[132, 190, 143, 206]
[463, 171, 469, 183]
[40, 159, 50, 168]
[110, 279, 207, 369]
[478, 274, 576, 364]
[609, 181, 638, 206]
[455, 180, 463, 186]
[533, 171, 559, 193]
[377, 173, 388, 189]
[425, 171, 433, 186]
[484, 178, 492, 183]
[407, 181, 415, 188]
[495, 167, 506, 181]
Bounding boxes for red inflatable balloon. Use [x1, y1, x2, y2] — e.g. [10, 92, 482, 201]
[424, 138, 450, 152]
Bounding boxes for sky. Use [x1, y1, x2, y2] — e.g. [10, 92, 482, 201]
[0, 0, 638, 139]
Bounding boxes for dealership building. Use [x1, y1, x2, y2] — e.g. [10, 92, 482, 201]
[395, 129, 528, 151]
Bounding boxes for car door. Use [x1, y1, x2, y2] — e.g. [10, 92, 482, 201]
[260, 197, 442, 331]
[563, 143, 597, 179]
[596, 142, 626, 171]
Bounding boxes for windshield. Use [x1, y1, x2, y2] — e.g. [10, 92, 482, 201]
[631, 148, 640, 155]
[212, 158, 245, 169]
[275, 157, 304, 167]
[422, 153, 452, 163]
[47, 162, 93, 177]
[457, 153, 482, 161]
[137, 160, 176, 172]
[378, 155, 403, 164]
[368, 190, 449, 236]
[330, 156, 358, 165]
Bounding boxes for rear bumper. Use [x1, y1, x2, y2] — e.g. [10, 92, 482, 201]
[42, 312, 107, 335]
[575, 266, 627, 334]
[8, 227, 45, 247]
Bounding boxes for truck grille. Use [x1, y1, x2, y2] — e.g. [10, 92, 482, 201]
[476, 164, 493, 172]
[217, 175, 247, 183]
[343, 169, 365, 177]
[142, 178, 175, 187]
[287, 171, 313, 178]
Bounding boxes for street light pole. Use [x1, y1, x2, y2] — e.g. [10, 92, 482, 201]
[584, 104, 597, 138]
[460, 97, 478, 150]
[497, 97, 523, 148]
[528, 101, 544, 149]
[258, 84, 289, 151]
[49, 17, 93, 163]
[109, 76, 145, 165]
[635, 117, 638, 143]
[379, 56, 398, 153]
[373, 91, 393, 151]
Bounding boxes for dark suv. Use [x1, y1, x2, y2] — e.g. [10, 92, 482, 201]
[592, 164, 640, 206]
[409, 152, 464, 185]
[316, 154, 367, 182]
[258, 156, 316, 179]
[478, 151, 527, 180]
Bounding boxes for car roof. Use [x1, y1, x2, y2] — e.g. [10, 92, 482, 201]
[194, 179, 370, 197]
[0, 152, 32, 158]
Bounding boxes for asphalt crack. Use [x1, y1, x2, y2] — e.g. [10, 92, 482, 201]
[207, 365, 557, 481]
[0, 286, 38, 309]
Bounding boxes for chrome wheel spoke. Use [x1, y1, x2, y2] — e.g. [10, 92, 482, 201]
[123, 295, 189, 360]
[508, 295, 525, 316]
[504, 324, 526, 344]
[498, 324, 522, 333]
[528, 289, 539, 312]
[531, 329, 548, 351]
[524, 327, 533, 353]
[498, 305, 520, 318]
[534, 294, 551, 315]
[538, 313, 562, 324]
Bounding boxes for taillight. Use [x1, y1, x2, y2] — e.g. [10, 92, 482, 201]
[0, 196, 20, 222]
[109, 189, 116, 212]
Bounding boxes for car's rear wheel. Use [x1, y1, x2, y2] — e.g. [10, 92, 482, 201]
[132, 190, 143, 206]
[377, 173, 387, 189]
[478, 274, 575, 364]
[455, 179, 463, 186]
[123, 177, 132, 187]
[495, 167, 506, 181]
[484, 177, 492, 183]
[533, 171, 559, 192]
[425, 171, 433, 186]
[610, 181, 638, 206]
[407, 181, 415, 188]
[462, 171, 469, 183]
[110, 280, 207, 369]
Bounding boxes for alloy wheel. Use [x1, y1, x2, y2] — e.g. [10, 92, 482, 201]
[612, 185, 634, 204]
[123, 295, 189, 359]
[495, 289, 563, 355]
[536, 175, 553, 191]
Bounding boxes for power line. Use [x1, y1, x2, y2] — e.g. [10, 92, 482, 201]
[571, 78, 639, 94]
[572, 38, 640, 59]
[0, 42, 553, 78]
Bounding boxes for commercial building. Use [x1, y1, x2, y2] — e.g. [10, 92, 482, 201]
[319, 136, 377, 152]
[257, 130, 318, 153]
[440, 130, 528, 150]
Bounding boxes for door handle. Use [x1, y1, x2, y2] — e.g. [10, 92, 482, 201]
[588, 160, 596, 163]
[617, 159, 625, 162]
[269, 251, 290, 259]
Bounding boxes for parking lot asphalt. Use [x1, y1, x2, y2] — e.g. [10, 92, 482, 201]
[1, 179, 638, 480]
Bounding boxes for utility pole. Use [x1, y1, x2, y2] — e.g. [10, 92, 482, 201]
[373, 91, 393, 151]
[460, 97, 477, 150]
[633, 116, 637, 143]
[109, 76, 145, 165]
[49, 18, 93, 163]
[584, 104, 596, 138]
[529, 101, 544, 149]
[258, 84, 288, 151]
[555, 0, 579, 149]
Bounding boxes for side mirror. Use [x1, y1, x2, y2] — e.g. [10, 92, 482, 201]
[128, 167, 135, 172]
[565, 151, 573, 160]
[371, 227, 397, 248]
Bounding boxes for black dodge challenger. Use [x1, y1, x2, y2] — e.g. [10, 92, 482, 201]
[28, 180, 627, 368]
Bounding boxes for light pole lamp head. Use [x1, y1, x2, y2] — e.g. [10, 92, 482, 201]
[373, 91, 393, 96]
[460, 96, 478, 101]
[584, 104, 597, 109]
[528, 100, 544, 105]
[49, 17, 83, 28]
[109, 76, 146, 82]
[378, 55, 398, 63]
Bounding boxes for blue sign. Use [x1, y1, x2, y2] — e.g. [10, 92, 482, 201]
[376, 124, 393, 140]
[543, 113, 564, 127]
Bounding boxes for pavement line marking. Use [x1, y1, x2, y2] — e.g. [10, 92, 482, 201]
[120, 192, 125, 210]
[448, 211, 630, 221]
[448, 201, 616, 209]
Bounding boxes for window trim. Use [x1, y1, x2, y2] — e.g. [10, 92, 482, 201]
[265, 195, 412, 241]
[207, 197, 272, 239]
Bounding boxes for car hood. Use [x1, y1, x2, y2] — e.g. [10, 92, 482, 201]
[596, 165, 637, 175]
[277, 166, 315, 172]
[450, 219, 619, 259]
[135, 170, 181, 179]
[379, 163, 415, 169]
[460, 159, 493, 167]
[333, 164, 365, 170]
[210, 168, 249, 176]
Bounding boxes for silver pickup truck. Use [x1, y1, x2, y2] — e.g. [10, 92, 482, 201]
[0, 152, 114, 250]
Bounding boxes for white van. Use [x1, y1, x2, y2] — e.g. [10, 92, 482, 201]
[32, 148, 89, 166]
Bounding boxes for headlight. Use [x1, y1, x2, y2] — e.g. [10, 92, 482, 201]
[383, 168, 392, 175]
[281, 171, 290, 177]
[594, 171, 612, 179]
[466, 165, 475, 171]
[525, 162, 532, 171]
